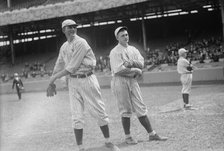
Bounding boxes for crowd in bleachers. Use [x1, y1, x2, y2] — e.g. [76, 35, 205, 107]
[144, 36, 224, 70]
[1, 36, 224, 83]
[95, 56, 110, 72]
[1, 61, 52, 83]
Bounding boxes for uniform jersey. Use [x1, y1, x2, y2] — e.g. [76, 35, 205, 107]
[12, 77, 23, 89]
[53, 35, 96, 75]
[177, 57, 193, 94]
[110, 43, 147, 117]
[177, 57, 192, 74]
[110, 43, 144, 77]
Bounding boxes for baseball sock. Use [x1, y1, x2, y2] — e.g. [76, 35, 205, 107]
[122, 117, 131, 135]
[182, 93, 189, 104]
[74, 128, 83, 145]
[100, 125, 110, 142]
[185, 94, 189, 104]
[138, 115, 153, 133]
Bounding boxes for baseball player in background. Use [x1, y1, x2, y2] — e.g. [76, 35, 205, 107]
[12, 73, 24, 100]
[177, 48, 196, 109]
[109, 26, 168, 145]
[46, 19, 120, 151]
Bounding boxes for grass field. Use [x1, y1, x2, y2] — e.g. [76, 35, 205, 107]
[0, 84, 224, 151]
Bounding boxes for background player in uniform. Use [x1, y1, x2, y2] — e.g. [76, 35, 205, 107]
[12, 73, 24, 100]
[46, 19, 120, 151]
[177, 48, 196, 109]
[109, 26, 168, 145]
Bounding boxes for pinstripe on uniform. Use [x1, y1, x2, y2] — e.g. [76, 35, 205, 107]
[53, 35, 109, 129]
[110, 43, 148, 117]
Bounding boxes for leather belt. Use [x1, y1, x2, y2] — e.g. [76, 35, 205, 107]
[184, 72, 192, 74]
[70, 72, 93, 78]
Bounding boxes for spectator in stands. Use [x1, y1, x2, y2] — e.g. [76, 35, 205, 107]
[1, 73, 6, 82]
[22, 68, 28, 79]
[211, 50, 220, 62]
[31, 71, 37, 78]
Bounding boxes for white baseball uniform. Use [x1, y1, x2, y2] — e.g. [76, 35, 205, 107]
[177, 57, 193, 94]
[53, 35, 109, 129]
[109, 43, 147, 118]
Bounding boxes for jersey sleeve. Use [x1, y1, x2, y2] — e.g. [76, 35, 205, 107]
[52, 47, 65, 75]
[132, 47, 144, 69]
[110, 50, 136, 76]
[65, 40, 90, 73]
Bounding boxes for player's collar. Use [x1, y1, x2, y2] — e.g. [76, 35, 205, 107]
[118, 43, 129, 48]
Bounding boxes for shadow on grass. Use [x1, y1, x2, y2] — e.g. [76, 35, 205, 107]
[159, 108, 184, 114]
[86, 140, 146, 151]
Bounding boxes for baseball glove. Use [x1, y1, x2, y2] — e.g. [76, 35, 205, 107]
[46, 83, 57, 97]
[186, 66, 193, 71]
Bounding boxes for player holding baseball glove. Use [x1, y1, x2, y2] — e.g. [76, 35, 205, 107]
[177, 48, 196, 109]
[109, 26, 167, 145]
[46, 19, 120, 151]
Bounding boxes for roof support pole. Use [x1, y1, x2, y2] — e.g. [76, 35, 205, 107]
[141, 17, 147, 51]
[220, 0, 224, 41]
[9, 25, 15, 65]
[7, 0, 11, 8]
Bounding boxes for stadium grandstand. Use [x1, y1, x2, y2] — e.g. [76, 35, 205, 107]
[0, 0, 224, 82]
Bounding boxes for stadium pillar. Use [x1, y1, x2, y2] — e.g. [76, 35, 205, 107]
[9, 25, 15, 65]
[141, 17, 147, 51]
[220, 0, 224, 40]
[7, 0, 11, 8]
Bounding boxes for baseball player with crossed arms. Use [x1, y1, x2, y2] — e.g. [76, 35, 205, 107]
[46, 19, 120, 151]
[177, 48, 196, 109]
[109, 26, 168, 144]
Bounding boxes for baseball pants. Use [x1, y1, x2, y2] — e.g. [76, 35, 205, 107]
[111, 76, 148, 118]
[68, 74, 109, 129]
[180, 74, 193, 94]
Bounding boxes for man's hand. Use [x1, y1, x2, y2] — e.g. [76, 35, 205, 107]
[123, 60, 133, 68]
[46, 83, 57, 97]
[131, 68, 142, 76]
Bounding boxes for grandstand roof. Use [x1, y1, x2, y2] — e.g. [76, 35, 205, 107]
[0, 0, 220, 37]
[0, 0, 148, 26]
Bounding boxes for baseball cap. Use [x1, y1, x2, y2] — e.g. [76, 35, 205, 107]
[114, 26, 128, 37]
[61, 19, 78, 28]
[14, 73, 19, 77]
[178, 48, 188, 55]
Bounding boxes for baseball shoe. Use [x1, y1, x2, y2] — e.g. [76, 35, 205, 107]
[184, 104, 193, 109]
[105, 142, 120, 151]
[149, 133, 168, 141]
[125, 137, 138, 145]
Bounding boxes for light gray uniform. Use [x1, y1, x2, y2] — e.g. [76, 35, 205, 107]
[53, 35, 109, 129]
[177, 57, 193, 94]
[109, 43, 147, 118]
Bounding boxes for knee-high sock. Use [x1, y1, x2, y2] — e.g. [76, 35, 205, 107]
[100, 125, 110, 138]
[122, 117, 131, 135]
[138, 115, 153, 133]
[182, 93, 189, 104]
[74, 128, 83, 145]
